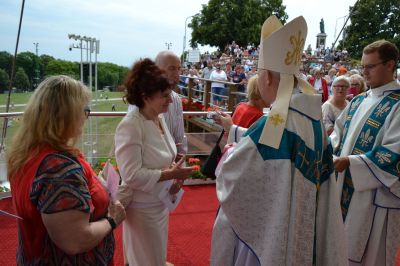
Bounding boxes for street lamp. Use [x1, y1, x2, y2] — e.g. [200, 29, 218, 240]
[68, 34, 100, 91]
[33, 43, 40, 88]
[165, 42, 172, 50]
[182, 13, 199, 65]
[333, 15, 347, 48]
[68, 34, 84, 83]
[68, 34, 100, 163]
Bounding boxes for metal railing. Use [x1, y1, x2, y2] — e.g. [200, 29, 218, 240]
[178, 76, 247, 111]
[0, 111, 230, 183]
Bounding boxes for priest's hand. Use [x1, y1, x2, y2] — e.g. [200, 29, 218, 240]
[333, 156, 350, 172]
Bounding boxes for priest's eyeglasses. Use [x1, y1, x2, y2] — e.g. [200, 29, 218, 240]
[84, 106, 91, 119]
[360, 60, 388, 71]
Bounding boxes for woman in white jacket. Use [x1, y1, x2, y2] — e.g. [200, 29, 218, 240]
[115, 58, 194, 266]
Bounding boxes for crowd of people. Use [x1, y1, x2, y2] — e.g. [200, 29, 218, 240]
[177, 40, 387, 115]
[5, 14, 400, 266]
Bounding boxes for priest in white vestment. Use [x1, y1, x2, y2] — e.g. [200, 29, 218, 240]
[210, 15, 347, 266]
[331, 39, 400, 266]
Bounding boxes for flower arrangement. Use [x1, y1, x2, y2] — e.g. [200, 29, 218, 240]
[181, 98, 204, 112]
[187, 157, 207, 180]
[92, 158, 119, 175]
[181, 98, 222, 112]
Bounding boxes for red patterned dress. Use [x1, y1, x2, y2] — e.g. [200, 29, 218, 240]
[11, 146, 114, 265]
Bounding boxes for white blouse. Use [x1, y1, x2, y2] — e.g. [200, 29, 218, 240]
[115, 108, 177, 207]
[321, 101, 348, 130]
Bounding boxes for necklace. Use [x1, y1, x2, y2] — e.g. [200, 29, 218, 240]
[153, 118, 164, 134]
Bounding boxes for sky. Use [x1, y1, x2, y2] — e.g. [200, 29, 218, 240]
[0, 0, 357, 67]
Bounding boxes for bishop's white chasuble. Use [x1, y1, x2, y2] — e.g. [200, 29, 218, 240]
[211, 92, 347, 265]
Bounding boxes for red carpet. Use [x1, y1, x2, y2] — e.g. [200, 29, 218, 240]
[0, 184, 219, 266]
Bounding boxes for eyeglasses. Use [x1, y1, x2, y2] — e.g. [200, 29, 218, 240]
[84, 106, 91, 119]
[350, 83, 361, 87]
[360, 60, 388, 71]
[333, 85, 348, 89]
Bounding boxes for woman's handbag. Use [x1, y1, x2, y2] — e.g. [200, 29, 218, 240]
[200, 130, 225, 179]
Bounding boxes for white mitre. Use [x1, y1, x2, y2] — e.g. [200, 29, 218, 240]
[258, 15, 314, 148]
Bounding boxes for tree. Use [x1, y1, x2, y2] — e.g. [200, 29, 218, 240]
[0, 51, 13, 76]
[97, 62, 128, 90]
[14, 67, 30, 91]
[39, 54, 55, 78]
[16, 52, 39, 90]
[45, 59, 79, 79]
[189, 0, 288, 50]
[339, 0, 400, 59]
[0, 68, 10, 93]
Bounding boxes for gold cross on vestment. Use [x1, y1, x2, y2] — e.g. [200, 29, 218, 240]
[269, 114, 285, 126]
[314, 152, 322, 191]
[297, 144, 309, 168]
[305, 151, 322, 190]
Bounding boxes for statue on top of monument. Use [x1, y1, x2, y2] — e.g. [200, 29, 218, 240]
[320, 18, 325, 33]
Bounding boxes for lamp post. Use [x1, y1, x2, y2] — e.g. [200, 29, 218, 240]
[68, 34, 100, 164]
[333, 15, 347, 48]
[68, 34, 85, 83]
[165, 42, 172, 50]
[68, 34, 99, 93]
[182, 14, 198, 65]
[33, 43, 40, 88]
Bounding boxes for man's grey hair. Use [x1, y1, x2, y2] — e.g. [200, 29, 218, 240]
[155, 51, 179, 67]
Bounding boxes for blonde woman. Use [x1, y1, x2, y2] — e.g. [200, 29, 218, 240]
[231, 75, 268, 128]
[321, 75, 350, 135]
[8, 75, 126, 265]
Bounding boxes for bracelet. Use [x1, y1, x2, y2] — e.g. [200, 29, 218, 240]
[105, 216, 117, 230]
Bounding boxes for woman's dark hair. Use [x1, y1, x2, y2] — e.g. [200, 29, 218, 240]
[123, 58, 170, 108]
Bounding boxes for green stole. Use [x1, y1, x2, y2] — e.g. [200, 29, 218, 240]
[337, 91, 400, 220]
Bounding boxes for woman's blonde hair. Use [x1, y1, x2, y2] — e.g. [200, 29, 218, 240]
[7, 75, 91, 179]
[246, 75, 261, 101]
[349, 74, 366, 93]
[332, 75, 350, 88]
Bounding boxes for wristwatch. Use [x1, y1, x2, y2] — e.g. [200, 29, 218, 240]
[105, 216, 117, 230]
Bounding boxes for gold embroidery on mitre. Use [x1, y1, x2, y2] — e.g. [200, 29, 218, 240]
[284, 31, 304, 66]
[269, 114, 285, 126]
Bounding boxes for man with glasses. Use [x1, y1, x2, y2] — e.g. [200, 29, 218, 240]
[331, 40, 400, 265]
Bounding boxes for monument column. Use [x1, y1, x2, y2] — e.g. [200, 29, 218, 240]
[316, 18, 327, 52]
